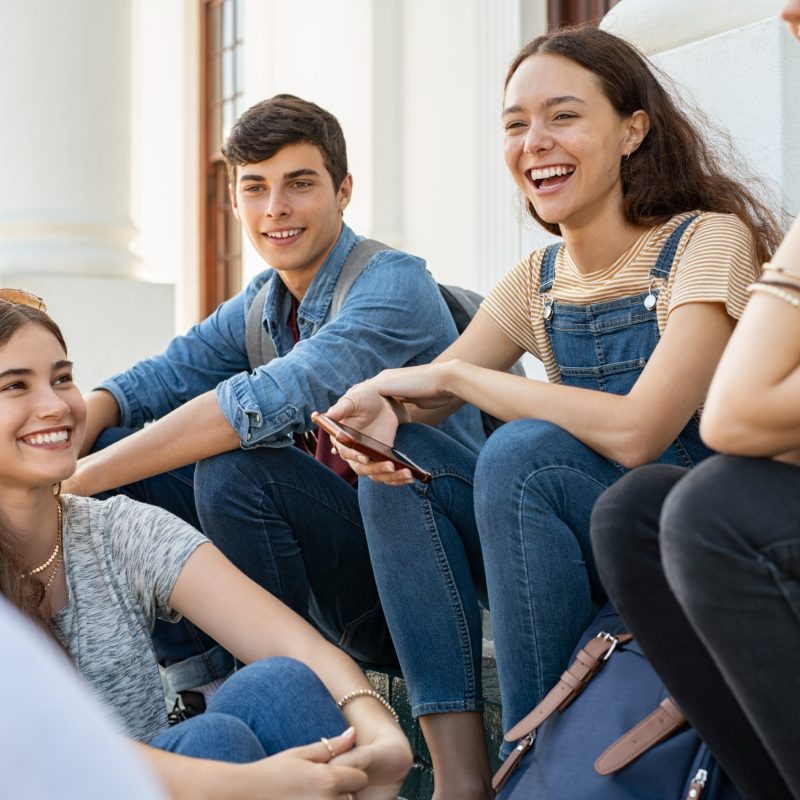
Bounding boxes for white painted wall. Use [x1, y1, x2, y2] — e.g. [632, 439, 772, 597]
[652, 18, 800, 216]
[603, 5, 800, 218]
[239, 0, 375, 284]
[131, 0, 200, 331]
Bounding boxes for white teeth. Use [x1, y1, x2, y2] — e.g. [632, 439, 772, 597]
[529, 165, 575, 181]
[266, 229, 302, 239]
[25, 430, 69, 445]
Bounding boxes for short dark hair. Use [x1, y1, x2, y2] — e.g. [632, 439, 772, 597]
[222, 94, 348, 189]
[506, 27, 782, 264]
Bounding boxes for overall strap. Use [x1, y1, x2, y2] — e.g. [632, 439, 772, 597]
[328, 238, 392, 318]
[245, 280, 275, 370]
[538, 243, 563, 295]
[650, 214, 700, 280]
[245, 238, 391, 371]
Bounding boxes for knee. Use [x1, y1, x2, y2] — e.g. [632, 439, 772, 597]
[214, 658, 326, 709]
[156, 714, 264, 762]
[590, 464, 687, 593]
[475, 419, 564, 487]
[660, 456, 741, 600]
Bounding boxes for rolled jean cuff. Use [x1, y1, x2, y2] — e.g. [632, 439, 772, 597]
[162, 645, 235, 694]
[411, 698, 484, 719]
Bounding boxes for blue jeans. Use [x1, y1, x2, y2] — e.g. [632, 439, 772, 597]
[150, 657, 347, 760]
[360, 421, 623, 754]
[359, 424, 486, 718]
[94, 429, 396, 692]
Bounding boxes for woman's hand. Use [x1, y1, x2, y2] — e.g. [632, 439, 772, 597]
[331, 707, 413, 800]
[325, 363, 457, 485]
[242, 728, 369, 800]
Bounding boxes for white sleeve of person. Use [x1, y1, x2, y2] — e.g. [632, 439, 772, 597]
[0, 596, 166, 799]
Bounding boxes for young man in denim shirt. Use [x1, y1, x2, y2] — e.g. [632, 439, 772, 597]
[68, 95, 484, 703]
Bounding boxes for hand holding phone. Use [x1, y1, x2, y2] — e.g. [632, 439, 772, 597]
[311, 411, 432, 483]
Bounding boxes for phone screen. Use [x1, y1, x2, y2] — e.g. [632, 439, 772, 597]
[311, 412, 432, 482]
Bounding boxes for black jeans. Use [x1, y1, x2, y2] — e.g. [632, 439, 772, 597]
[590, 456, 800, 800]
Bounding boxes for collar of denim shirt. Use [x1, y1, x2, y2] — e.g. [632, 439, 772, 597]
[260, 223, 360, 347]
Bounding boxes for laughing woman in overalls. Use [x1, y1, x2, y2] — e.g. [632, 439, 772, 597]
[324, 27, 782, 800]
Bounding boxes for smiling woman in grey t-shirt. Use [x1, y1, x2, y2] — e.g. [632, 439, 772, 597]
[0, 297, 411, 799]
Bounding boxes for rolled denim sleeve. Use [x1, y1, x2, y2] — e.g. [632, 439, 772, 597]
[217, 250, 449, 448]
[99, 289, 252, 429]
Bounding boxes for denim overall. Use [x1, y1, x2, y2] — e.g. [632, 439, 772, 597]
[539, 215, 713, 468]
[358, 216, 719, 745]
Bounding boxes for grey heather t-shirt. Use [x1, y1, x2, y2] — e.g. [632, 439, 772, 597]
[50, 494, 207, 742]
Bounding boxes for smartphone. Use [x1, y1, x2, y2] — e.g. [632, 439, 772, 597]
[311, 411, 432, 483]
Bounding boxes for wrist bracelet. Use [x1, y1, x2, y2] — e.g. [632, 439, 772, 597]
[337, 689, 400, 725]
[747, 281, 800, 310]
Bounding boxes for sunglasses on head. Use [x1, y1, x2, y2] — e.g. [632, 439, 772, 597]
[0, 288, 47, 312]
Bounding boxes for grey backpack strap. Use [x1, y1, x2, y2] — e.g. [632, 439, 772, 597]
[245, 238, 390, 370]
[328, 238, 392, 319]
[245, 280, 276, 370]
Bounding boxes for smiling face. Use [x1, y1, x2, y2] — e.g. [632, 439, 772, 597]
[0, 323, 85, 493]
[231, 141, 353, 298]
[503, 53, 648, 235]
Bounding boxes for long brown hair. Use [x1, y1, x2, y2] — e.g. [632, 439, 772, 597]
[506, 27, 783, 263]
[0, 303, 67, 636]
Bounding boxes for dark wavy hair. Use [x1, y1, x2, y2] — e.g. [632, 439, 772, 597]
[506, 27, 782, 263]
[222, 94, 348, 190]
[0, 303, 67, 636]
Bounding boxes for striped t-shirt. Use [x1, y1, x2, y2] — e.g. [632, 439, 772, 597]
[481, 212, 759, 384]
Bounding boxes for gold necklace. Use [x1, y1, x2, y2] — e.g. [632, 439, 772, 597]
[41, 549, 64, 593]
[21, 496, 63, 579]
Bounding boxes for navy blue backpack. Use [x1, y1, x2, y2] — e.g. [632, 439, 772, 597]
[493, 605, 742, 800]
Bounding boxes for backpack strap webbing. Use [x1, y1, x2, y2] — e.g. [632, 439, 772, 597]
[244, 238, 391, 370]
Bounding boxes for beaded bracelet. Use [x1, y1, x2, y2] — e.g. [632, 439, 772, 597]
[337, 689, 400, 725]
[747, 281, 800, 310]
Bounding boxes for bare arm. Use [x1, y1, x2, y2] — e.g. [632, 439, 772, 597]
[79, 389, 121, 456]
[166, 544, 412, 798]
[334, 302, 733, 474]
[67, 392, 240, 496]
[325, 309, 523, 445]
[133, 730, 368, 800]
[701, 215, 800, 457]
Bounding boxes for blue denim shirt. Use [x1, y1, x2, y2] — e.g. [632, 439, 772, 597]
[101, 224, 485, 454]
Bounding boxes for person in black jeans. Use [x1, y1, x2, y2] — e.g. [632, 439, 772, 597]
[590, 7, 800, 799]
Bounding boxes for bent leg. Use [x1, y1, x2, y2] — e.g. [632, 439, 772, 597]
[150, 714, 266, 762]
[477, 419, 623, 745]
[207, 657, 347, 753]
[591, 460, 793, 800]
[359, 424, 484, 716]
[662, 455, 800, 798]
[195, 445, 394, 667]
[359, 424, 492, 799]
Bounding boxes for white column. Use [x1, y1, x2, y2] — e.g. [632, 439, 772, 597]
[0, 0, 139, 278]
[0, 0, 174, 390]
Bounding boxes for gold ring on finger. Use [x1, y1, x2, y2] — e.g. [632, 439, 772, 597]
[320, 736, 337, 761]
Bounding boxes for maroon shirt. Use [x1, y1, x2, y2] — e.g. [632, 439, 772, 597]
[287, 297, 357, 486]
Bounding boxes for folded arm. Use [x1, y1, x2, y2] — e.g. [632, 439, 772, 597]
[701, 215, 800, 457]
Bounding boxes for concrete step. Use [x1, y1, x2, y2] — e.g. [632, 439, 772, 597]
[367, 654, 503, 800]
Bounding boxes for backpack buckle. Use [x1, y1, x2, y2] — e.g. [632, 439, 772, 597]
[597, 631, 620, 661]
